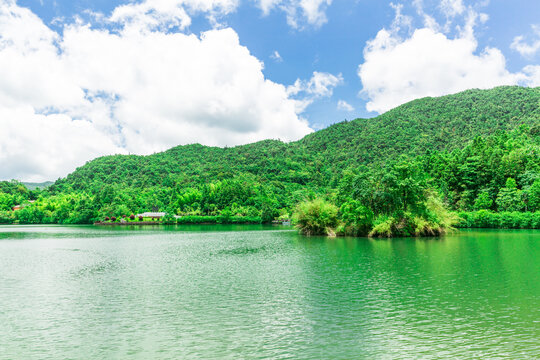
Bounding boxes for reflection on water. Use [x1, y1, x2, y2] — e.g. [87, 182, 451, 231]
[0, 225, 539, 359]
[213, 245, 269, 256]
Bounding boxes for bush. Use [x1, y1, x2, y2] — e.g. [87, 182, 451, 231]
[368, 213, 424, 237]
[104, 216, 110, 221]
[293, 198, 338, 236]
[369, 215, 394, 237]
[130, 214, 135, 220]
[368, 213, 439, 238]
[111, 216, 117, 222]
[162, 213, 176, 225]
[261, 202, 279, 223]
[0, 211, 14, 224]
[138, 216, 143, 221]
[176, 215, 261, 224]
[532, 213, 540, 228]
[369, 194, 459, 237]
[456, 211, 540, 229]
[337, 199, 373, 236]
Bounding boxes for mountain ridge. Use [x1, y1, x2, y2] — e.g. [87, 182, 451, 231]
[52, 85, 539, 193]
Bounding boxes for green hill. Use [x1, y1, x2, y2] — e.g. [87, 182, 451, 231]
[53, 86, 539, 192]
[300, 86, 539, 166]
[2, 86, 539, 226]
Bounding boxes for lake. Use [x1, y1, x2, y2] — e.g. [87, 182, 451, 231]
[0, 225, 539, 359]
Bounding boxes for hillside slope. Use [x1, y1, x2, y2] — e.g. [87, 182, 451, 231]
[52, 86, 539, 193]
[301, 86, 539, 167]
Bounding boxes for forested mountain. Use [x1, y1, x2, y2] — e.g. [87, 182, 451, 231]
[1, 86, 539, 228]
[53, 86, 539, 192]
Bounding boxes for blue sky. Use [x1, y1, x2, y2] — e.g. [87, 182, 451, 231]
[1, 0, 539, 181]
[16, 0, 540, 123]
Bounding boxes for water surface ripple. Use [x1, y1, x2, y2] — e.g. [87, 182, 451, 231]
[0, 225, 539, 359]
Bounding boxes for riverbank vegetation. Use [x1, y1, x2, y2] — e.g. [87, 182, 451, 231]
[294, 161, 462, 237]
[457, 210, 540, 229]
[1, 87, 539, 235]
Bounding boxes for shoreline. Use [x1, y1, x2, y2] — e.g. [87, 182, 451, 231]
[94, 221, 164, 226]
[93, 221, 271, 226]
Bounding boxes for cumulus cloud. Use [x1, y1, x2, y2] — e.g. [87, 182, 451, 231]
[337, 100, 354, 112]
[511, 24, 540, 58]
[288, 71, 343, 97]
[256, 0, 332, 29]
[0, 0, 314, 181]
[0, 109, 121, 182]
[287, 71, 343, 112]
[358, 2, 535, 114]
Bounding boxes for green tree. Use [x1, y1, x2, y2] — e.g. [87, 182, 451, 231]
[162, 213, 177, 225]
[528, 178, 540, 212]
[496, 178, 523, 212]
[338, 199, 374, 236]
[261, 202, 278, 223]
[474, 191, 493, 210]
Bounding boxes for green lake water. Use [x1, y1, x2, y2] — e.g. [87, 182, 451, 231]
[0, 225, 539, 359]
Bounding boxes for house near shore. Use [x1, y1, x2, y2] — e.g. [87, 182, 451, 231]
[12, 200, 36, 211]
[136, 212, 181, 219]
[138, 212, 166, 218]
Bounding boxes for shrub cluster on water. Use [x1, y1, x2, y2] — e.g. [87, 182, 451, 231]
[293, 194, 460, 238]
[293, 161, 464, 238]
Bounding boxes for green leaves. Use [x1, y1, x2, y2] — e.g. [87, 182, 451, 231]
[473, 191, 493, 211]
[338, 199, 373, 236]
[293, 198, 339, 236]
[496, 178, 524, 212]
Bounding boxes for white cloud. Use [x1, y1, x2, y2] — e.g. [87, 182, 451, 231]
[440, 0, 465, 17]
[109, 0, 192, 31]
[109, 0, 239, 31]
[358, 3, 534, 114]
[287, 71, 343, 112]
[288, 71, 343, 97]
[412, 0, 439, 31]
[511, 25, 540, 58]
[256, 0, 332, 29]
[270, 50, 283, 62]
[0, 108, 121, 182]
[337, 100, 354, 112]
[523, 65, 540, 86]
[389, 3, 413, 33]
[0, 0, 314, 181]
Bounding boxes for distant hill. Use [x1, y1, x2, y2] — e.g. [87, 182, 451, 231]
[52, 86, 539, 193]
[22, 181, 54, 190]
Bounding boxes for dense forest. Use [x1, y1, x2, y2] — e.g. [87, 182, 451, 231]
[1, 86, 539, 235]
